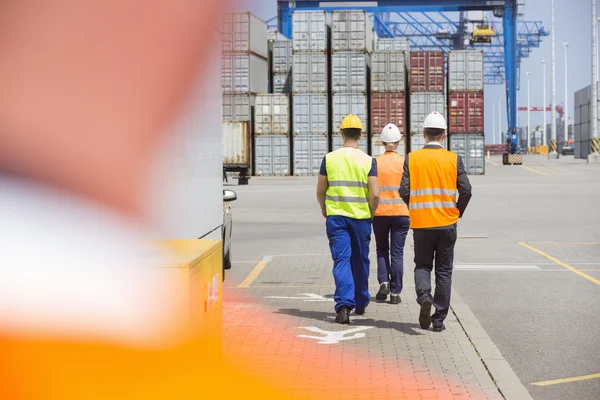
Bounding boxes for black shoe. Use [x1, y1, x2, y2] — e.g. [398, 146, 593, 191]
[432, 321, 446, 332]
[419, 297, 433, 330]
[335, 306, 351, 324]
[355, 300, 370, 315]
[375, 282, 390, 301]
[390, 294, 401, 304]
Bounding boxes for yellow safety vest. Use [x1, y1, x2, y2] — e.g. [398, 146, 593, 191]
[408, 149, 459, 229]
[374, 152, 409, 217]
[325, 147, 372, 219]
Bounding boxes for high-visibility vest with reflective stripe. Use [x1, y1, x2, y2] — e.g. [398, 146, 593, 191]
[408, 149, 459, 229]
[325, 147, 372, 219]
[374, 152, 409, 217]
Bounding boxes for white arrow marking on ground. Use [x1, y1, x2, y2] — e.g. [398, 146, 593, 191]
[264, 293, 333, 302]
[297, 326, 373, 344]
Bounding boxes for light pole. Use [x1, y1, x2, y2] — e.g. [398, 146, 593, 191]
[542, 60, 547, 146]
[498, 96, 502, 144]
[550, 0, 558, 158]
[527, 72, 531, 152]
[493, 99, 496, 145]
[563, 42, 569, 144]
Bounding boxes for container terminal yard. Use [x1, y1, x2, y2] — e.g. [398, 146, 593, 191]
[1, 1, 598, 400]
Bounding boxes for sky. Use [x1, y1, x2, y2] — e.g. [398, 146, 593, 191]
[231, 0, 597, 142]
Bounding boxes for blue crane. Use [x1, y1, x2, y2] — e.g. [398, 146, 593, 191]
[273, 0, 546, 156]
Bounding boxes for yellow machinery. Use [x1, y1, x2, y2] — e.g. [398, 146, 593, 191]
[472, 24, 496, 44]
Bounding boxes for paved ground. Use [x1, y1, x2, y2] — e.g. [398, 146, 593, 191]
[223, 155, 600, 400]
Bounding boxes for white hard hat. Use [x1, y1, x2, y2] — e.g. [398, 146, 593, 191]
[423, 111, 447, 130]
[380, 123, 402, 143]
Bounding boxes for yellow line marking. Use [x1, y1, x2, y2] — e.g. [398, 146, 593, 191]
[531, 373, 600, 386]
[237, 256, 272, 288]
[520, 165, 547, 175]
[528, 242, 600, 245]
[519, 242, 600, 287]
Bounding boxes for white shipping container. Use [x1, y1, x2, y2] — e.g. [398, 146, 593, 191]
[292, 52, 329, 93]
[293, 135, 329, 176]
[371, 52, 406, 93]
[332, 93, 369, 133]
[371, 134, 406, 157]
[272, 72, 292, 93]
[410, 135, 427, 152]
[222, 122, 252, 167]
[254, 135, 291, 176]
[222, 94, 255, 122]
[254, 94, 290, 135]
[449, 133, 485, 175]
[448, 50, 484, 92]
[331, 134, 368, 153]
[293, 11, 330, 52]
[272, 40, 293, 74]
[374, 37, 410, 52]
[222, 53, 269, 94]
[409, 92, 447, 135]
[267, 29, 288, 42]
[331, 10, 373, 53]
[293, 94, 329, 135]
[331, 52, 370, 93]
[222, 13, 269, 59]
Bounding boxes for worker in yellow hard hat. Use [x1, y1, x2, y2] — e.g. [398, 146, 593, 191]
[316, 114, 380, 324]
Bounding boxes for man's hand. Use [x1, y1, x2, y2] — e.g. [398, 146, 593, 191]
[321, 208, 327, 218]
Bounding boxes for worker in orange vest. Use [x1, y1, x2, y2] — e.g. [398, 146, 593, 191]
[399, 112, 472, 332]
[373, 124, 410, 305]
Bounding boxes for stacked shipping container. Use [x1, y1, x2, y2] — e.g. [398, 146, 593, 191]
[370, 42, 408, 157]
[271, 40, 293, 94]
[254, 94, 291, 175]
[331, 10, 372, 153]
[292, 11, 330, 175]
[447, 50, 485, 175]
[409, 51, 446, 152]
[222, 13, 269, 177]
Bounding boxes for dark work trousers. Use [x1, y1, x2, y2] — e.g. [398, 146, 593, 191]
[413, 227, 458, 323]
[372, 216, 410, 295]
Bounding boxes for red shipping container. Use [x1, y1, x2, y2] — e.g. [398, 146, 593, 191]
[370, 93, 407, 135]
[409, 51, 445, 93]
[448, 91, 484, 134]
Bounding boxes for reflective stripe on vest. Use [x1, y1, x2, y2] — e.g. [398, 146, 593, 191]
[374, 152, 409, 217]
[408, 149, 459, 228]
[325, 148, 372, 219]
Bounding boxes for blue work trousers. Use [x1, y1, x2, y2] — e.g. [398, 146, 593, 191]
[326, 216, 372, 312]
[372, 216, 410, 295]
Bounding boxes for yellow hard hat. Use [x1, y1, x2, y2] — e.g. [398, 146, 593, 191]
[340, 114, 364, 130]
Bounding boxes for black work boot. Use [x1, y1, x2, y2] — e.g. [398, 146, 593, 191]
[390, 294, 401, 304]
[432, 321, 446, 332]
[335, 306, 351, 324]
[419, 297, 433, 330]
[375, 282, 390, 301]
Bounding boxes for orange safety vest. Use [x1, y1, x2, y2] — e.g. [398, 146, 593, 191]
[408, 149, 459, 229]
[374, 152, 409, 217]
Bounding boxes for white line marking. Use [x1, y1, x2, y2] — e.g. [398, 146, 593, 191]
[264, 293, 333, 302]
[297, 326, 373, 344]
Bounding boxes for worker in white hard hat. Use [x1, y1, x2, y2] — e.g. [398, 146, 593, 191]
[399, 111, 472, 332]
[317, 114, 379, 324]
[372, 124, 410, 305]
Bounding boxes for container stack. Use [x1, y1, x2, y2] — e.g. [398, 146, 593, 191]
[271, 39, 293, 94]
[222, 13, 269, 123]
[292, 10, 330, 175]
[370, 40, 408, 157]
[447, 50, 485, 175]
[409, 51, 446, 152]
[330, 10, 372, 153]
[254, 94, 291, 176]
